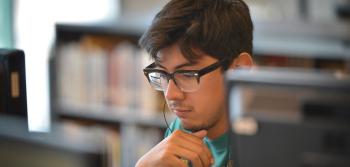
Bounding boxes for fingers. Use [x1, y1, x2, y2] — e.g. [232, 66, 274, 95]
[202, 142, 215, 165]
[180, 130, 214, 165]
[136, 129, 213, 167]
[174, 130, 206, 147]
[192, 130, 207, 138]
[191, 130, 215, 165]
[168, 130, 213, 167]
[182, 130, 214, 164]
[167, 156, 188, 167]
[177, 144, 210, 167]
[169, 143, 204, 167]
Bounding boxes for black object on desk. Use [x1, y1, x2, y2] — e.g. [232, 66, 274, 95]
[0, 49, 27, 117]
[226, 68, 350, 167]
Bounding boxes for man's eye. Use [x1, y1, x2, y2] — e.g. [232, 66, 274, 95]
[179, 72, 196, 78]
[150, 76, 160, 80]
[183, 73, 194, 77]
[149, 73, 162, 82]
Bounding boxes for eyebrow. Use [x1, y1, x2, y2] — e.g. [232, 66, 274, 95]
[155, 62, 197, 70]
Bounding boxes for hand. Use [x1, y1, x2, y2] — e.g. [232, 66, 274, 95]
[135, 129, 214, 167]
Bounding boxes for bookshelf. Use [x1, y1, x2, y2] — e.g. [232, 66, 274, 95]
[252, 20, 350, 73]
[245, 0, 350, 73]
[50, 22, 174, 167]
[50, 13, 350, 167]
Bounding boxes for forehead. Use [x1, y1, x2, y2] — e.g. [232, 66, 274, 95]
[156, 44, 201, 64]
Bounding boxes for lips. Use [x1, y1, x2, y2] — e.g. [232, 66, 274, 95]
[172, 108, 192, 118]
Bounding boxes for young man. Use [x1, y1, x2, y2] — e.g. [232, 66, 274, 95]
[136, 0, 253, 166]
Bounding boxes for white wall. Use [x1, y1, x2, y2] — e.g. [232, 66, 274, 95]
[15, 0, 120, 132]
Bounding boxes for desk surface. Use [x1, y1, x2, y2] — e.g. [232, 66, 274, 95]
[0, 114, 105, 154]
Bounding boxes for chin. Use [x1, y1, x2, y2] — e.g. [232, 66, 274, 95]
[182, 123, 209, 132]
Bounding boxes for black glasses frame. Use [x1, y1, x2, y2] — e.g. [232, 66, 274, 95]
[143, 58, 227, 86]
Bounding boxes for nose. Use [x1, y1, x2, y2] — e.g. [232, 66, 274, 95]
[164, 79, 185, 101]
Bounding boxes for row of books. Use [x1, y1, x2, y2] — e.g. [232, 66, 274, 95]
[56, 35, 165, 114]
[62, 120, 162, 167]
[255, 54, 347, 73]
[246, 0, 340, 22]
[55, 35, 347, 115]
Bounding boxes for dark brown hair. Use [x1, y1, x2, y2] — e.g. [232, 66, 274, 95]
[139, 0, 253, 69]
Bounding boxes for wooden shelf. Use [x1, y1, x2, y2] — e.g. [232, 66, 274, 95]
[253, 20, 350, 59]
[54, 20, 350, 59]
[254, 20, 350, 40]
[253, 36, 350, 59]
[55, 20, 145, 44]
[0, 114, 104, 153]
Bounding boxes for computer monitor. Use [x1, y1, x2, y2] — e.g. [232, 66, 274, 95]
[226, 68, 350, 167]
[0, 49, 27, 117]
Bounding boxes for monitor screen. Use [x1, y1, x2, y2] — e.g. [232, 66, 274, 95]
[226, 68, 350, 167]
[0, 53, 6, 112]
[0, 49, 27, 117]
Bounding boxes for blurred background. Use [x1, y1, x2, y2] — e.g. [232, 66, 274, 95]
[0, 0, 349, 167]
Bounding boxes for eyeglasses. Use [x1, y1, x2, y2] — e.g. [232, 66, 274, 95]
[143, 59, 227, 92]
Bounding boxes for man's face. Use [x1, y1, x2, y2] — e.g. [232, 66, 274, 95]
[156, 44, 228, 133]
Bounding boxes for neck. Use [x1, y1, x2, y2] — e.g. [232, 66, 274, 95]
[206, 111, 229, 140]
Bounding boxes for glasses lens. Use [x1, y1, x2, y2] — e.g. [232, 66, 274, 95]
[174, 72, 199, 92]
[148, 72, 168, 91]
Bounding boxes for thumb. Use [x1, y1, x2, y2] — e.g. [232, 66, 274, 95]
[192, 130, 207, 139]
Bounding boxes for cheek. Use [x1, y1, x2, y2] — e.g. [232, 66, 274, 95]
[192, 74, 226, 114]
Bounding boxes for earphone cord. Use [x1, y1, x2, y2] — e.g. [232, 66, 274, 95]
[162, 100, 233, 166]
[163, 101, 173, 133]
[226, 127, 233, 167]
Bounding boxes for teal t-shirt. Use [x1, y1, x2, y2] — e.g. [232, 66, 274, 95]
[164, 118, 230, 167]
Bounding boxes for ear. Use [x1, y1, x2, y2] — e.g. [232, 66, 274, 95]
[229, 52, 254, 69]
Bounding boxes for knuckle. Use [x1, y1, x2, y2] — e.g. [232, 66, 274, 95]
[202, 145, 211, 154]
[196, 144, 207, 154]
[199, 147, 206, 154]
[173, 130, 183, 136]
[189, 152, 200, 161]
[168, 131, 180, 140]
[163, 143, 174, 151]
[159, 149, 172, 161]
